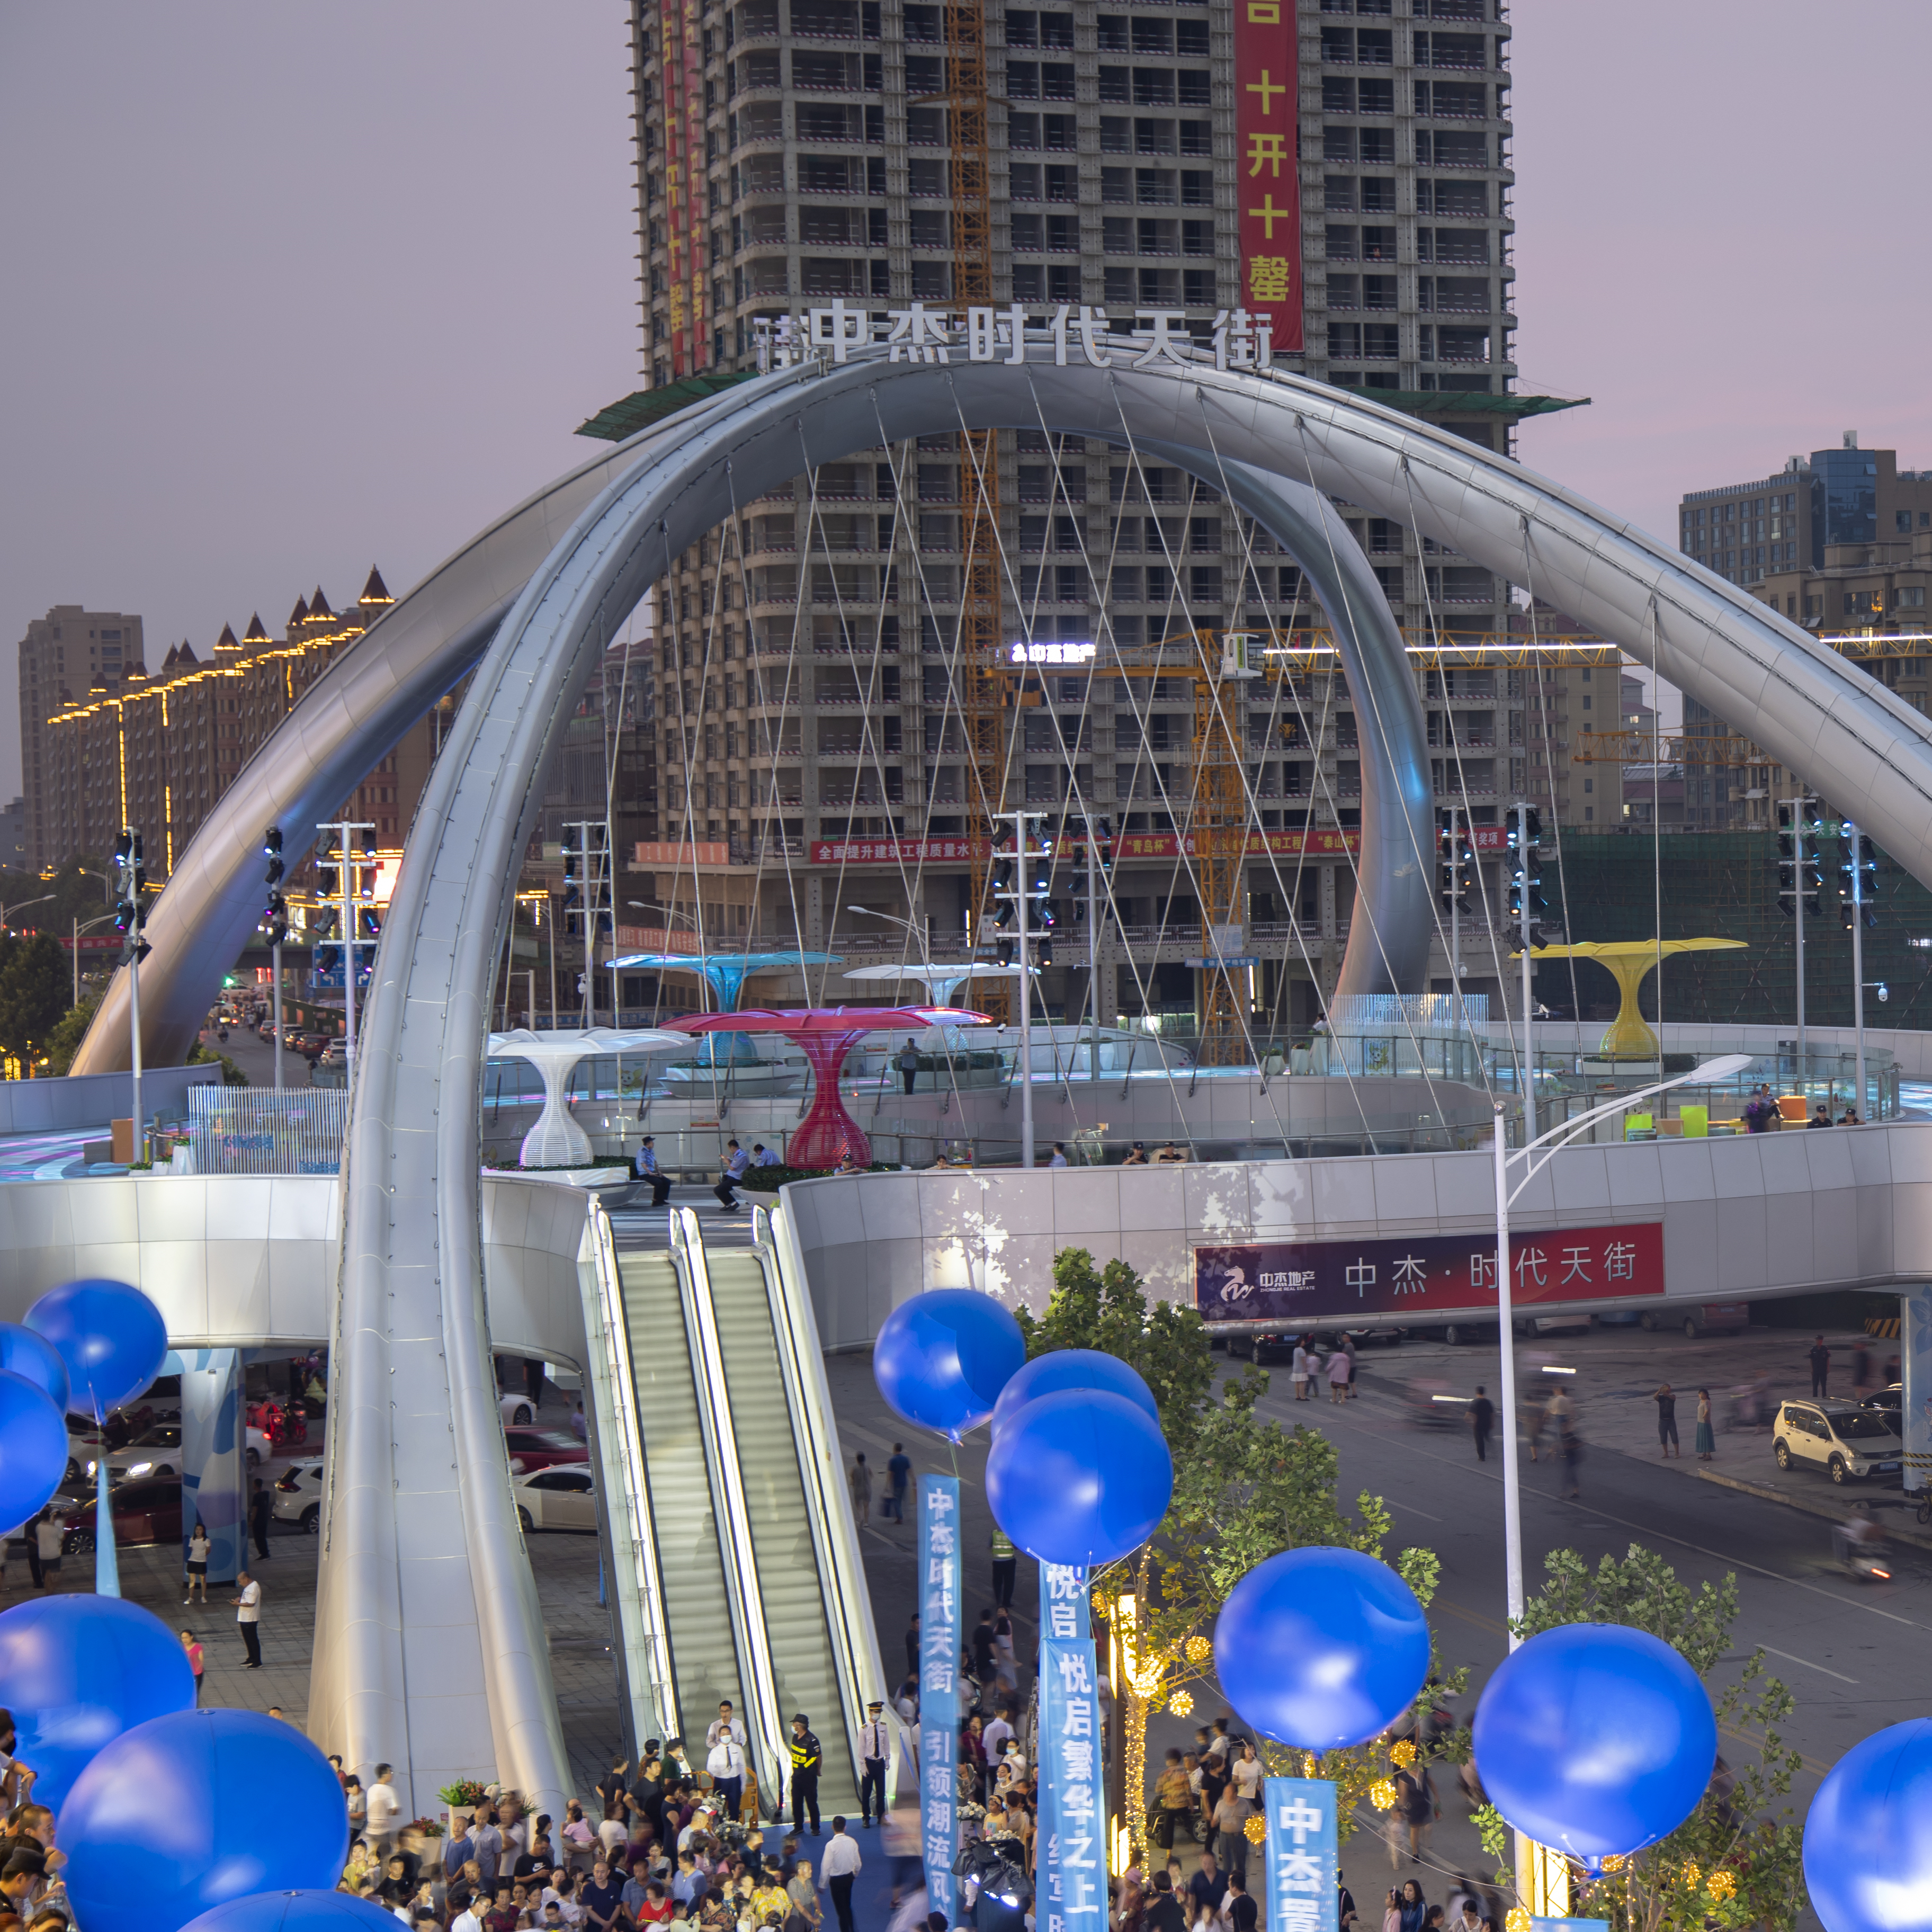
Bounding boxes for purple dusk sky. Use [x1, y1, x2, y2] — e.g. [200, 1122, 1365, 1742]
[2, 3, 1927, 799]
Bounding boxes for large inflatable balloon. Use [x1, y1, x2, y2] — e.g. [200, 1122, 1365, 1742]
[986, 1388, 1171, 1564]
[1213, 1547, 1431, 1752]
[0, 1595, 195, 1811]
[182, 1895, 404, 1931]
[1803, 1717, 1932, 1932]
[1472, 1623, 1716, 1865]
[0, 1322, 71, 1418]
[25, 1277, 168, 1418]
[872, 1289, 1025, 1440]
[0, 1369, 75, 1536]
[59, 1709, 350, 1932]
[989, 1347, 1160, 1436]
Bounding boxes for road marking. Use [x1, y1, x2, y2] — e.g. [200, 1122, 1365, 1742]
[1759, 1645, 1858, 1685]
[1388, 1498, 1444, 1522]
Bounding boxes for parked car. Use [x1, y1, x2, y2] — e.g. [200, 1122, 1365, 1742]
[1514, 1312, 1591, 1339]
[1221, 1331, 1305, 1364]
[1773, 1399, 1903, 1483]
[57, 1475, 183, 1554]
[1864, 1382, 1903, 1426]
[500, 1392, 538, 1426]
[75, 1420, 270, 1485]
[1640, 1302, 1752, 1338]
[513, 1465, 597, 1533]
[273, 1459, 326, 1533]
[503, 1426, 589, 1473]
[317, 1039, 348, 1068]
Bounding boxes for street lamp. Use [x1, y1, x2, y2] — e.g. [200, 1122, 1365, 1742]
[1491, 1051, 1754, 1646]
[846, 904, 932, 961]
[70, 913, 118, 1008]
[0, 893, 58, 934]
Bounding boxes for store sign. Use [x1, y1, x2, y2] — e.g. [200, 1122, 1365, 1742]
[1010, 641, 1098, 664]
[1233, 1, 1303, 353]
[1195, 1223, 1665, 1322]
[1262, 1777, 1336, 1932]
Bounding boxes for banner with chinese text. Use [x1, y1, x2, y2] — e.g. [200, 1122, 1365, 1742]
[1040, 1562, 1089, 1643]
[1040, 1638, 1106, 1932]
[918, 1475, 962, 1919]
[1195, 1223, 1666, 1323]
[810, 828, 1360, 866]
[1263, 1776, 1336, 1932]
[1233, 0, 1302, 351]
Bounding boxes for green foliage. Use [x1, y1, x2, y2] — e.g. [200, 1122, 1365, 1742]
[43, 996, 100, 1077]
[1472, 1803, 1510, 1866]
[0, 933, 74, 1063]
[185, 1040, 249, 1087]
[740, 1161, 891, 1190]
[1509, 1544, 1804, 1932]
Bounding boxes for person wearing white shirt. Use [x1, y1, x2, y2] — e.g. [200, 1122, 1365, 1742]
[366, 1763, 401, 1862]
[706, 1734, 747, 1821]
[981, 1712, 1014, 1764]
[705, 1702, 748, 1751]
[450, 1906, 485, 1932]
[858, 1700, 892, 1825]
[231, 1571, 264, 1668]
[819, 1817, 863, 1932]
[1232, 1743, 1263, 1804]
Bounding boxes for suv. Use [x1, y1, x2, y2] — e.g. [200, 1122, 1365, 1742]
[273, 1459, 326, 1533]
[1774, 1399, 1903, 1483]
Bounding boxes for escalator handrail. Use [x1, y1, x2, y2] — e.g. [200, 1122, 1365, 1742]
[757, 1198, 898, 1801]
[578, 1203, 681, 1752]
[670, 1208, 792, 1818]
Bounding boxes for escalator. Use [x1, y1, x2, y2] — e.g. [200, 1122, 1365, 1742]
[581, 1206, 884, 1819]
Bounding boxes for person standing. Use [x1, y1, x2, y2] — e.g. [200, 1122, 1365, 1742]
[819, 1818, 861, 1932]
[789, 1714, 822, 1837]
[858, 1699, 890, 1826]
[180, 1629, 204, 1704]
[1694, 1387, 1716, 1462]
[1327, 1348, 1351, 1405]
[706, 1705, 747, 1821]
[898, 1040, 920, 1097]
[904, 1612, 920, 1678]
[32, 1511, 61, 1592]
[632, 1137, 673, 1208]
[1652, 1383, 1680, 1459]
[366, 1761, 401, 1863]
[884, 1442, 911, 1524]
[231, 1570, 263, 1667]
[1291, 1342, 1310, 1402]
[185, 1521, 211, 1604]
[1470, 1387, 1495, 1463]
[249, 1478, 273, 1561]
[1853, 1341, 1872, 1399]
[715, 1139, 751, 1210]
[1810, 1335, 1831, 1398]
[1049, 1142, 1069, 1168]
[847, 1453, 872, 1528]
[990, 1527, 1016, 1609]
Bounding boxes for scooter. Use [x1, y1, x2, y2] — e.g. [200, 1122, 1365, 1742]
[1832, 1520, 1892, 1581]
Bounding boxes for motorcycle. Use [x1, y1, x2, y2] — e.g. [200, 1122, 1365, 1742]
[1832, 1519, 1892, 1581]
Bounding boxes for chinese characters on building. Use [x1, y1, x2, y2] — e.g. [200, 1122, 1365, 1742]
[807, 828, 1362, 867]
[918, 1475, 962, 1920]
[1040, 1638, 1106, 1932]
[1264, 1777, 1337, 1932]
[1232, 0, 1302, 350]
[1196, 1224, 1666, 1322]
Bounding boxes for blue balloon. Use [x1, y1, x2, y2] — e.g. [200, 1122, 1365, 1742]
[0, 1323, 70, 1418]
[1803, 1717, 1932, 1932]
[990, 1348, 1160, 1436]
[25, 1277, 168, 1418]
[1213, 1548, 1431, 1752]
[59, 1709, 350, 1932]
[0, 1370, 73, 1537]
[873, 1290, 1026, 1441]
[182, 1895, 402, 1931]
[1471, 1623, 1716, 1865]
[985, 1389, 1172, 1565]
[0, 1595, 196, 1811]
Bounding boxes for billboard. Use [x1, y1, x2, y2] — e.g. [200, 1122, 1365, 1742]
[1196, 1223, 1665, 1324]
[1233, 0, 1302, 352]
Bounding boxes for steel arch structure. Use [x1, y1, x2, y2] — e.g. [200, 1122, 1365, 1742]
[75, 345, 1932, 1814]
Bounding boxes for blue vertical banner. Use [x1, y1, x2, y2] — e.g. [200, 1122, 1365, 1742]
[1263, 1776, 1338, 1932]
[1039, 1636, 1106, 1932]
[918, 1474, 962, 1921]
[1040, 1562, 1089, 1643]
[180, 1348, 246, 1585]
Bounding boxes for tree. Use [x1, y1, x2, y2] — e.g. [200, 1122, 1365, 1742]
[42, 996, 99, 1076]
[0, 933, 75, 1066]
[1472, 1544, 1803, 1932]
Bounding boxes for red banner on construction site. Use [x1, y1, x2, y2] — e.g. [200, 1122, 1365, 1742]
[1233, 0, 1302, 352]
[809, 829, 1361, 866]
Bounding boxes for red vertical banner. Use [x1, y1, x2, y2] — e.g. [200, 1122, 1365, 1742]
[1233, 0, 1302, 352]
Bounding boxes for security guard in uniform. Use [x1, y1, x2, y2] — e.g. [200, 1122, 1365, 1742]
[788, 1711, 822, 1836]
[858, 1698, 890, 1824]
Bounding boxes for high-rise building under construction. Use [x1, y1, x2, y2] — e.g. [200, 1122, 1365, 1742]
[615, 0, 1577, 1026]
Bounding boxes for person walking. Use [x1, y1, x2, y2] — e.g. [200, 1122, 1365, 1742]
[715, 1139, 751, 1210]
[990, 1527, 1017, 1609]
[185, 1521, 211, 1605]
[819, 1818, 861, 1932]
[1653, 1383, 1680, 1459]
[232, 1570, 263, 1667]
[847, 1452, 872, 1528]
[898, 1040, 920, 1097]
[858, 1699, 890, 1826]
[1291, 1341, 1310, 1403]
[884, 1442, 911, 1524]
[180, 1629, 204, 1704]
[1469, 1387, 1495, 1463]
[632, 1137, 673, 1208]
[1694, 1386, 1716, 1462]
[1810, 1334, 1831, 1398]
[32, 1511, 62, 1592]
[1559, 1423, 1583, 1499]
[789, 1713, 823, 1837]
[248, 1478, 272, 1561]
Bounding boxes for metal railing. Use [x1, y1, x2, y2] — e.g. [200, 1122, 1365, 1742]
[187, 1088, 350, 1174]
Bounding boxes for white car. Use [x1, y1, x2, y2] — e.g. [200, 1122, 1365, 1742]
[271, 1459, 327, 1532]
[1774, 1399, 1903, 1484]
[513, 1465, 597, 1533]
[500, 1392, 539, 1427]
[70, 1421, 268, 1486]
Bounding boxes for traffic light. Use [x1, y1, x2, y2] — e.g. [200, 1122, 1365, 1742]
[989, 838, 1016, 930]
[1437, 820, 1471, 915]
[1096, 816, 1115, 879]
[561, 833, 584, 937]
[1507, 808, 1546, 931]
[587, 825, 614, 934]
[1775, 801, 1822, 919]
[112, 828, 149, 960]
[1839, 822, 1880, 929]
[263, 826, 289, 945]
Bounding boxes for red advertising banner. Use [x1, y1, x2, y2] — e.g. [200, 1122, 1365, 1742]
[809, 829, 1363, 866]
[1233, 0, 1302, 352]
[1195, 1222, 1666, 1324]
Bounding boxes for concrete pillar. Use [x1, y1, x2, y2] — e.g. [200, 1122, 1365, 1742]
[805, 875, 824, 947]
[1905, 1291, 1932, 1496]
[180, 1348, 247, 1586]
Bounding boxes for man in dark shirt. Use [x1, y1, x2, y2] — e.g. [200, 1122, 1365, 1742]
[1470, 1386, 1496, 1462]
[1187, 1849, 1228, 1917]
[789, 1714, 823, 1836]
[1810, 1335, 1831, 1397]
[970, 1609, 997, 1679]
[1145, 1871, 1187, 1932]
[905, 1613, 920, 1675]
[1227, 1871, 1259, 1932]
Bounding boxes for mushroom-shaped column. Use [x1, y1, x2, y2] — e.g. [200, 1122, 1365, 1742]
[487, 1026, 693, 1167]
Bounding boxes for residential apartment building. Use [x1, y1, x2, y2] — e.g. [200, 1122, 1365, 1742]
[34, 570, 440, 878]
[16, 607, 146, 870]
[617, 0, 1547, 1024]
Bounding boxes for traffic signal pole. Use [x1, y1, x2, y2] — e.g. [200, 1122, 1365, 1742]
[1849, 819, 1867, 1120]
[992, 809, 1036, 1168]
[113, 828, 148, 1160]
[1515, 802, 1534, 1144]
[1794, 809, 1808, 1077]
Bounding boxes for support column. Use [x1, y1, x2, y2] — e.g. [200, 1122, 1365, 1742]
[180, 1348, 246, 1587]
[1904, 1291, 1932, 1497]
